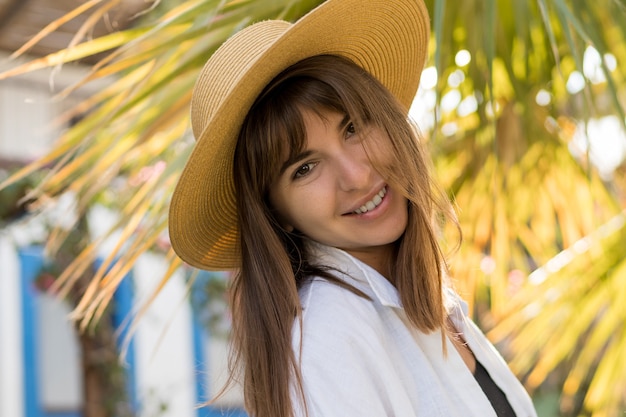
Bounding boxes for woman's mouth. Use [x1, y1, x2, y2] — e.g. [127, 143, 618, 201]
[353, 186, 387, 214]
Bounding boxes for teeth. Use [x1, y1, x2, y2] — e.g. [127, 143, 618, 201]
[354, 187, 387, 214]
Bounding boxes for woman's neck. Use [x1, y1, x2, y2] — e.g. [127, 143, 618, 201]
[344, 243, 397, 284]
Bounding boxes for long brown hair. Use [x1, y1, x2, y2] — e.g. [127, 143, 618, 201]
[228, 55, 456, 417]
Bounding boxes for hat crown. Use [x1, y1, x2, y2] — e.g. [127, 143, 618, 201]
[191, 21, 292, 141]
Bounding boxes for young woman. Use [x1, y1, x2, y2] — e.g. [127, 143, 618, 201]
[169, 0, 538, 416]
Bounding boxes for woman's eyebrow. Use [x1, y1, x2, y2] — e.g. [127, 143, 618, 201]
[337, 113, 351, 130]
[277, 113, 350, 176]
[279, 150, 315, 176]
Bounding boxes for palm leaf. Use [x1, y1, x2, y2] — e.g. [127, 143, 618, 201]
[490, 211, 626, 414]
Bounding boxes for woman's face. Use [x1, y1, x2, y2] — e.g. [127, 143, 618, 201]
[269, 108, 409, 269]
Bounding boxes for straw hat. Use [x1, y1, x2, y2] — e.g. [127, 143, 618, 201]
[169, 0, 430, 270]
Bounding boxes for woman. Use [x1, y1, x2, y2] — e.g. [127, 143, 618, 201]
[169, 0, 538, 416]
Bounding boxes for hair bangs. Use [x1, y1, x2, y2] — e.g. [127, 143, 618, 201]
[241, 66, 369, 193]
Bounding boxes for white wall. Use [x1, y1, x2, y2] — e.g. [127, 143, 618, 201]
[0, 232, 25, 417]
[133, 253, 197, 417]
[38, 294, 82, 411]
[0, 80, 56, 160]
[0, 50, 109, 162]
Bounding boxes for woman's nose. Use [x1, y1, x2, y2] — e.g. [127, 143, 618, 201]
[335, 148, 372, 191]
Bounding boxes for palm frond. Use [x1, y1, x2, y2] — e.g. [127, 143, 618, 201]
[0, 0, 323, 328]
[490, 211, 626, 414]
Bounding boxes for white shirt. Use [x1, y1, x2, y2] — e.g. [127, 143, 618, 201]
[291, 241, 537, 417]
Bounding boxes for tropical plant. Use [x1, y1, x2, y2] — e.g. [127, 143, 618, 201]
[0, 0, 625, 415]
[490, 210, 626, 416]
[0, 0, 324, 328]
[422, 0, 626, 415]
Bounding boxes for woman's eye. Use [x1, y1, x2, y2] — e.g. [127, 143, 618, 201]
[293, 162, 316, 179]
[346, 122, 356, 137]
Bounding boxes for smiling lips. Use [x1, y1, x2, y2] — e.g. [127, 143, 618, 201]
[353, 186, 387, 214]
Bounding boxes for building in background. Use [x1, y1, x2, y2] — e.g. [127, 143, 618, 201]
[0, 1, 246, 413]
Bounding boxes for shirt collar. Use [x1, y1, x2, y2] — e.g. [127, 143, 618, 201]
[305, 240, 403, 309]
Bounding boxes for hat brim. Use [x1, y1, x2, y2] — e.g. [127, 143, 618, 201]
[169, 0, 430, 270]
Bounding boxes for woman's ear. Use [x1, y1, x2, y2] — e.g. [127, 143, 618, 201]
[270, 207, 295, 233]
[277, 214, 295, 233]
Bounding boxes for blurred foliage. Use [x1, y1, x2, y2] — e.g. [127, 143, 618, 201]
[0, 0, 324, 328]
[0, 0, 625, 415]
[423, 0, 626, 415]
[490, 210, 626, 416]
[188, 269, 232, 338]
[0, 165, 45, 226]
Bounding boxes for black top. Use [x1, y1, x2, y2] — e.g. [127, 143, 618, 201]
[473, 360, 517, 417]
